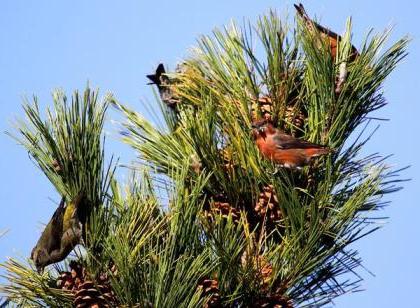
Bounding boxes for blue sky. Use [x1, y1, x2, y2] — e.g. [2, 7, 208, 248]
[0, 1, 418, 306]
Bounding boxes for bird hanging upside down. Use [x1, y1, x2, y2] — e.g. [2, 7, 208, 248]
[294, 3, 359, 62]
[252, 120, 332, 169]
[30, 193, 85, 273]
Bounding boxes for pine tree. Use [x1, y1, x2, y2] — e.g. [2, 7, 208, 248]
[0, 6, 408, 307]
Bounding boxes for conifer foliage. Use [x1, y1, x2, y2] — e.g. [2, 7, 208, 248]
[1, 5, 408, 307]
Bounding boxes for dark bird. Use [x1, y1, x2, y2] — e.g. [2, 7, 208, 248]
[147, 63, 178, 108]
[30, 194, 85, 273]
[252, 120, 331, 168]
[294, 3, 359, 62]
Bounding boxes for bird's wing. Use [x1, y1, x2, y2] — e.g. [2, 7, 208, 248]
[274, 133, 325, 149]
[49, 198, 65, 234]
[46, 197, 66, 250]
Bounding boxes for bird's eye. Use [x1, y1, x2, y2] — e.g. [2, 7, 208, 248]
[259, 127, 265, 133]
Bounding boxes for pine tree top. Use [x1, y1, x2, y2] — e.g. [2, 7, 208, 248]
[1, 5, 409, 307]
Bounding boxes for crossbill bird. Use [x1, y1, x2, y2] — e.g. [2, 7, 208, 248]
[147, 63, 178, 108]
[31, 193, 85, 273]
[252, 120, 331, 168]
[294, 3, 359, 62]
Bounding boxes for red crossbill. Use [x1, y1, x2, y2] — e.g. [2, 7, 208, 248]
[252, 120, 331, 168]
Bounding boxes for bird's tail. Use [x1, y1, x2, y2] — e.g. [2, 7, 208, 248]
[146, 63, 166, 86]
[304, 147, 333, 158]
[294, 3, 311, 22]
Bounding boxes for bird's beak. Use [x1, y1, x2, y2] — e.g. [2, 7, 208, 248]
[36, 265, 44, 275]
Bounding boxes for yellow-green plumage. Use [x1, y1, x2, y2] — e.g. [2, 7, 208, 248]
[30, 193, 85, 273]
[62, 193, 83, 232]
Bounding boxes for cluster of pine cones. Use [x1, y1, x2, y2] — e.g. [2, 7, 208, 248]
[200, 183, 293, 307]
[197, 276, 292, 308]
[56, 261, 117, 307]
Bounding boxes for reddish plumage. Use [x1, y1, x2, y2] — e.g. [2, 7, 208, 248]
[252, 120, 331, 168]
[294, 3, 358, 62]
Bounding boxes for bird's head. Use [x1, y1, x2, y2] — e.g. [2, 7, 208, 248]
[251, 119, 276, 138]
[31, 247, 49, 274]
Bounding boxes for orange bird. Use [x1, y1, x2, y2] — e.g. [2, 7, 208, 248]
[252, 120, 331, 169]
[294, 3, 359, 62]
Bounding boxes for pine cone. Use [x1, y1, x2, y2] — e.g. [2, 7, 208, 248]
[56, 271, 74, 290]
[241, 253, 273, 291]
[259, 257, 273, 291]
[74, 279, 117, 308]
[284, 106, 306, 132]
[254, 294, 293, 308]
[255, 185, 282, 223]
[56, 260, 85, 291]
[219, 148, 235, 173]
[204, 201, 240, 223]
[259, 96, 273, 119]
[56, 261, 118, 307]
[190, 154, 203, 174]
[197, 279, 221, 308]
[52, 159, 62, 173]
[251, 96, 273, 122]
[251, 96, 307, 135]
[74, 281, 103, 307]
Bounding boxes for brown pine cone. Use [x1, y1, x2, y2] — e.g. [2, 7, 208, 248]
[74, 281, 106, 308]
[73, 280, 117, 308]
[259, 96, 273, 119]
[255, 185, 282, 223]
[259, 257, 273, 291]
[251, 95, 307, 135]
[56, 271, 73, 290]
[251, 96, 273, 122]
[197, 279, 221, 308]
[204, 201, 241, 223]
[254, 294, 293, 308]
[56, 260, 85, 291]
[52, 159, 62, 173]
[284, 105, 306, 132]
[241, 252, 273, 291]
[55, 260, 118, 307]
[219, 147, 236, 174]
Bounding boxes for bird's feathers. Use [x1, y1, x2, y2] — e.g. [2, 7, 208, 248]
[294, 2, 358, 60]
[273, 133, 326, 150]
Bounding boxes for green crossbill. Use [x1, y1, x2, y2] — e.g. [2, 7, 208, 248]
[30, 193, 84, 273]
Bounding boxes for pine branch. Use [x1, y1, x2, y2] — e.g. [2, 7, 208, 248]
[8, 87, 114, 205]
[0, 259, 73, 307]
